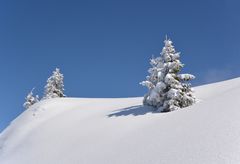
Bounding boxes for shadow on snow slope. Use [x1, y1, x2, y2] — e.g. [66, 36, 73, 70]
[108, 105, 156, 117]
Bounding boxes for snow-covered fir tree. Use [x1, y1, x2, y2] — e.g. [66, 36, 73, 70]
[140, 37, 195, 112]
[43, 68, 65, 99]
[23, 88, 39, 109]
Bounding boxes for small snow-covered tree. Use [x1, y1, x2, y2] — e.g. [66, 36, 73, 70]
[23, 88, 39, 109]
[140, 37, 195, 112]
[43, 68, 65, 99]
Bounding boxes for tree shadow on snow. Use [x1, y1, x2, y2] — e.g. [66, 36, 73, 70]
[108, 105, 157, 117]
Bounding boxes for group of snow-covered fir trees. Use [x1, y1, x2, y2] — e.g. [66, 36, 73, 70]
[23, 68, 65, 109]
[24, 37, 195, 112]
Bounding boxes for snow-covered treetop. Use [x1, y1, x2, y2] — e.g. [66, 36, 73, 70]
[140, 37, 195, 112]
[23, 88, 39, 109]
[43, 68, 65, 99]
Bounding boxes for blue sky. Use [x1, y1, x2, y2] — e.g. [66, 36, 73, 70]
[0, 0, 239, 132]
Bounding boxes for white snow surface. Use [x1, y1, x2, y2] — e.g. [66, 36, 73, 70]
[1, 78, 240, 164]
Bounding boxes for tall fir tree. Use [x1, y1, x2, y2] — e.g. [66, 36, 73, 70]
[140, 37, 195, 112]
[43, 68, 65, 99]
[23, 88, 39, 109]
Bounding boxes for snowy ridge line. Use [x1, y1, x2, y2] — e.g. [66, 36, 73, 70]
[0, 77, 240, 163]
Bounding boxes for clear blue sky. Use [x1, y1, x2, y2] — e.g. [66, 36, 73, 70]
[0, 0, 239, 132]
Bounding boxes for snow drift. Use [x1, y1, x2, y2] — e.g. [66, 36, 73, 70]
[1, 78, 240, 164]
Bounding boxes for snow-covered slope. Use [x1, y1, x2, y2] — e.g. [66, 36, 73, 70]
[1, 78, 240, 164]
